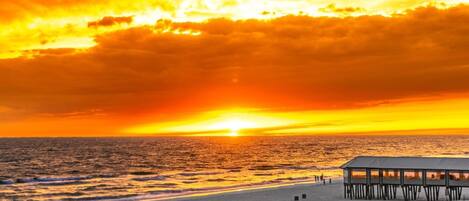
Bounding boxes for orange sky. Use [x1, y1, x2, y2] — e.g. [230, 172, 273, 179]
[1, 0, 469, 137]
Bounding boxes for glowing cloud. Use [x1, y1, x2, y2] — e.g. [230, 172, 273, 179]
[2, 2, 469, 136]
[1, 0, 468, 58]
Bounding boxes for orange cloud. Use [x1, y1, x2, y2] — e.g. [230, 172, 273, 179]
[88, 16, 133, 28]
[2, 5, 469, 135]
[319, 4, 365, 15]
[0, 0, 172, 22]
[2, 0, 467, 59]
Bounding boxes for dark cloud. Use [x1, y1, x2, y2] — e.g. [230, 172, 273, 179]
[2, 5, 469, 119]
[88, 16, 133, 28]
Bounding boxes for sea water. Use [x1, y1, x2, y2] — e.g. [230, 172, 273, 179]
[1, 136, 468, 200]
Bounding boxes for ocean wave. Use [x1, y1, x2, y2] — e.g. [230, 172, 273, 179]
[249, 164, 319, 171]
[220, 167, 243, 170]
[0, 179, 14, 185]
[109, 177, 315, 201]
[178, 171, 223, 177]
[3, 176, 93, 185]
[206, 178, 228, 182]
[93, 174, 120, 178]
[182, 180, 198, 184]
[129, 171, 157, 176]
[34, 176, 92, 182]
[132, 175, 166, 182]
[286, 165, 317, 170]
[62, 194, 139, 201]
[41, 191, 85, 197]
[38, 180, 88, 186]
[15, 178, 35, 183]
[148, 189, 184, 194]
[147, 183, 179, 188]
[253, 173, 273, 176]
[248, 165, 277, 171]
[318, 166, 339, 170]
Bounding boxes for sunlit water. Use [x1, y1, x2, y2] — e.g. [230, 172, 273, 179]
[1, 136, 468, 200]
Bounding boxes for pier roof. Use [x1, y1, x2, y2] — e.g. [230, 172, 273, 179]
[341, 156, 469, 170]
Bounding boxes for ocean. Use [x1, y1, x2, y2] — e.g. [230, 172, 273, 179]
[1, 136, 468, 200]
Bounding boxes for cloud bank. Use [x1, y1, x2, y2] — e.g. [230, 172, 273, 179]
[1, 6, 469, 121]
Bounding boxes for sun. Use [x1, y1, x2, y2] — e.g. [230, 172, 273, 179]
[228, 130, 239, 137]
[210, 119, 254, 137]
[123, 108, 297, 136]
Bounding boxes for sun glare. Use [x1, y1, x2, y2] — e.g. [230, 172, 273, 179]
[124, 108, 297, 136]
[228, 130, 239, 137]
[209, 119, 254, 137]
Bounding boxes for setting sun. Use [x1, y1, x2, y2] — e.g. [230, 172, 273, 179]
[209, 119, 254, 136]
[124, 108, 297, 136]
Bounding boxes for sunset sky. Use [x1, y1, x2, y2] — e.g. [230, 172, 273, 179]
[2, 0, 469, 137]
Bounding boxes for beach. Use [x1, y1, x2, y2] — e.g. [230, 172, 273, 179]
[166, 180, 469, 201]
[167, 180, 346, 201]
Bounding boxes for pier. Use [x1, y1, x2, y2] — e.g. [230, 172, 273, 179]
[341, 156, 469, 201]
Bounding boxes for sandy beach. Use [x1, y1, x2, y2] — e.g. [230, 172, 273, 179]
[165, 180, 469, 201]
[167, 180, 348, 201]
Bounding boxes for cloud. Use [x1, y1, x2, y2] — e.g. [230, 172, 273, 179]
[0, 1, 175, 22]
[319, 4, 365, 15]
[88, 16, 133, 28]
[1, 5, 469, 121]
[2, 0, 466, 60]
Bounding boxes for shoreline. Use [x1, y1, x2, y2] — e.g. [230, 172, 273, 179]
[129, 179, 342, 201]
[165, 179, 344, 201]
